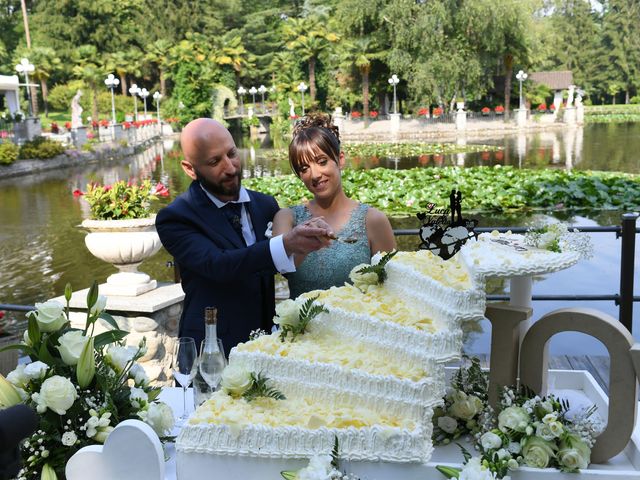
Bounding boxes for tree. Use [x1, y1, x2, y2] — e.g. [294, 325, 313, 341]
[72, 45, 104, 120]
[144, 39, 171, 96]
[212, 34, 255, 88]
[283, 14, 339, 104]
[340, 36, 385, 117]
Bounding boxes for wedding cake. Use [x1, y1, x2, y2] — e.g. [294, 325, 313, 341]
[177, 250, 482, 477]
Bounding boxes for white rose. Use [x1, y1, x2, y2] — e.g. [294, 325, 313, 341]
[6, 365, 28, 387]
[34, 375, 77, 415]
[507, 441, 521, 454]
[90, 295, 107, 316]
[105, 345, 137, 373]
[57, 331, 90, 366]
[480, 431, 503, 450]
[24, 361, 49, 380]
[437, 415, 458, 434]
[349, 264, 379, 292]
[498, 406, 530, 433]
[129, 386, 148, 409]
[542, 413, 557, 424]
[297, 455, 335, 480]
[558, 434, 590, 470]
[548, 420, 564, 438]
[522, 436, 556, 469]
[129, 364, 149, 386]
[31, 300, 66, 332]
[139, 402, 175, 437]
[221, 364, 253, 397]
[535, 422, 555, 441]
[61, 431, 78, 446]
[274, 299, 300, 327]
[450, 394, 482, 421]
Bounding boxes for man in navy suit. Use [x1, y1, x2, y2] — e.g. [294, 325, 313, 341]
[156, 118, 331, 354]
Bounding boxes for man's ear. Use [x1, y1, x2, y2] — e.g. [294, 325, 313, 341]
[181, 160, 197, 181]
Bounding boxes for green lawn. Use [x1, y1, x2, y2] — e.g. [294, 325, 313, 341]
[38, 111, 69, 130]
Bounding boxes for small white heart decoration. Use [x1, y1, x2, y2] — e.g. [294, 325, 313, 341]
[66, 419, 164, 480]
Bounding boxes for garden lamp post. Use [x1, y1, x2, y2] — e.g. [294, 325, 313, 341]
[249, 86, 257, 109]
[129, 84, 140, 121]
[153, 91, 162, 127]
[15, 58, 35, 116]
[104, 73, 120, 126]
[237, 86, 246, 114]
[388, 74, 399, 114]
[297, 81, 307, 116]
[139, 88, 149, 119]
[516, 70, 528, 110]
[258, 85, 267, 112]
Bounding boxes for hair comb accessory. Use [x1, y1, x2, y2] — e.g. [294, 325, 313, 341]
[292, 112, 340, 143]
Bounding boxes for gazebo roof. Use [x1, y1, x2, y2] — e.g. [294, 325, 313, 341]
[0, 75, 19, 91]
[529, 71, 574, 90]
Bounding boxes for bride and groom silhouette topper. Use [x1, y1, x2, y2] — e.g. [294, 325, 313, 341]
[417, 189, 478, 260]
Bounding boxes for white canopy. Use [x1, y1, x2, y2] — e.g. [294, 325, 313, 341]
[0, 74, 21, 114]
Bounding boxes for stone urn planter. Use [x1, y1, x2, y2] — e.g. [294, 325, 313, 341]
[0, 333, 20, 375]
[81, 216, 162, 296]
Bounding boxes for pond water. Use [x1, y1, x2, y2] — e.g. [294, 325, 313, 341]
[1, 122, 639, 357]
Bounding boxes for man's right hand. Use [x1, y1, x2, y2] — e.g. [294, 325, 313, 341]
[282, 219, 333, 256]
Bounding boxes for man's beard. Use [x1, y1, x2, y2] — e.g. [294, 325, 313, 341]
[194, 167, 242, 199]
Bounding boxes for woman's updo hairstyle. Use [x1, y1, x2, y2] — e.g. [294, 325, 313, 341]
[289, 113, 341, 176]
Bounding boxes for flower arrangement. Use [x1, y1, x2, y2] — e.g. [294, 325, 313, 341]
[369, 111, 378, 119]
[274, 296, 327, 342]
[433, 107, 444, 117]
[122, 121, 132, 130]
[0, 283, 174, 479]
[99, 119, 109, 128]
[418, 107, 429, 116]
[481, 107, 491, 115]
[495, 105, 505, 114]
[436, 359, 601, 480]
[523, 223, 593, 259]
[74, 179, 169, 220]
[550, 104, 556, 111]
[537, 103, 547, 112]
[64, 122, 71, 130]
[350, 111, 362, 119]
[432, 356, 489, 445]
[50, 122, 59, 134]
[220, 365, 285, 401]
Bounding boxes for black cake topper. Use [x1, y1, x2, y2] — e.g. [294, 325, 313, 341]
[417, 189, 478, 260]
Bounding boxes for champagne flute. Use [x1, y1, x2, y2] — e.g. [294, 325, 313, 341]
[172, 337, 197, 424]
[199, 339, 227, 392]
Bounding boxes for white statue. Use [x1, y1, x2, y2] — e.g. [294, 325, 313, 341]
[566, 85, 575, 108]
[288, 98, 296, 118]
[575, 90, 583, 107]
[71, 90, 83, 128]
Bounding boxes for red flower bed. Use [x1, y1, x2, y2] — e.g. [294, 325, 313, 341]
[99, 119, 110, 127]
[50, 122, 59, 134]
[481, 107, 491, 114]
[495, 105, 505, 113]
[351, 111, 362, 119]
[550, 104, 556, 111]
[433, 107, 443, 116]
[537, 103, 547, 112]
[64, 121, 71, 130]
[369, 111, 378, 118]
[418, 107, 429, 116]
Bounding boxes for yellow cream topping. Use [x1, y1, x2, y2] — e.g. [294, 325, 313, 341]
[309, 284, 437, 332]
[236, 328, 427, 381]
[393, 251, 472, 290]
[189, 390, 414, 430]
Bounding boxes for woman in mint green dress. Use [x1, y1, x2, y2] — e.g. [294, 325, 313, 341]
[272, 114, 396, 299]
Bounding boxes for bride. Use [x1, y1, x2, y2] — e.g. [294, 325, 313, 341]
[272, 113, 396, 298]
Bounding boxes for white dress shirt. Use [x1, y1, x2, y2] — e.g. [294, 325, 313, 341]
[200, 184, 295, 273]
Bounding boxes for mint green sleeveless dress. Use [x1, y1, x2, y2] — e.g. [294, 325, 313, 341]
[286, 203, 371, 299]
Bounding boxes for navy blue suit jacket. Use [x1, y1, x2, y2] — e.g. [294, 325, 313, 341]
[156, 181, 279, 354]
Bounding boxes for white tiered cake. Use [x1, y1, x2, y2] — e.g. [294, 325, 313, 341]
[177, 238, 582, 479]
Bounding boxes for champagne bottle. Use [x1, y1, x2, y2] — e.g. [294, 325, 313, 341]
[193, 307, 225, 407]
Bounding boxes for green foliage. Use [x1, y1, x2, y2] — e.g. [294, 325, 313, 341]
[356, 250, 398, 283]
[241, 115, 260, 130]
[82, 179, 160, 220]
[279, 296, 328, 343]
[0, 141, 19, 165]
[244, 165, 640, 215]
[18, 137, 66, 160]
[242, 372, 286, 402]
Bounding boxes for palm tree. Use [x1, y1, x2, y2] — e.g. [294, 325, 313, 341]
[72, 45, 104, 121]
[213, 34, 255, 88]
[283, 16, 339, 104]
[144, 39, 171, 96]
[341, 37, 384, 118]
[105, 51, 131, 95]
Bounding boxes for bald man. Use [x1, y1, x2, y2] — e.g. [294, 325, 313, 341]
[156, 119, 332, 354]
